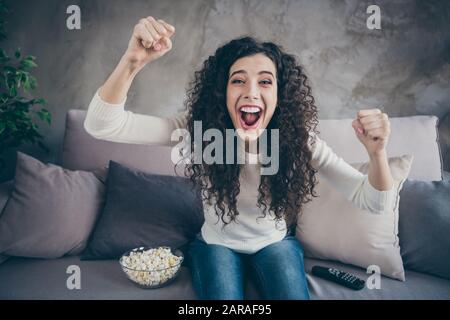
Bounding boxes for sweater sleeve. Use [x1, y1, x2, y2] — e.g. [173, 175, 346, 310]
[83, 89, 188, 146]
[309, 134, 396, 214]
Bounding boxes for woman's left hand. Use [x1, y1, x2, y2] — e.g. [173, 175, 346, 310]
[352, 109, 391, 157]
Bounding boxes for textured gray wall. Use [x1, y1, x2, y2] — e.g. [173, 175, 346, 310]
[1, 0, 449, 182]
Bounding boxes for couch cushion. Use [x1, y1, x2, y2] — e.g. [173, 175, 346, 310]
[63, 111, 441, 180]
[0, 255, 196, 300]
[61, 110, 185, 176]
[0, 180, 14, 264]
[0, 151, 105, 258]
[318, 116, 441, 180]
[0, 255, 259, 300]
[0, 255, 448, 300]
[0, 179, 14, 215]
[399, 179, 450, 280]
[297, 155, 412, 281]
[303, 258, 450, 300]
[81, 160, 204, 260]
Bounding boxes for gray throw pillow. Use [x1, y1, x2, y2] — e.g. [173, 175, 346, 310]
[81, 160, 204, 260]
[0, 151, 105, 258]
[0, 180, 14, 264]
[399, 179, 450, 280]
[0, 179, 14, 216]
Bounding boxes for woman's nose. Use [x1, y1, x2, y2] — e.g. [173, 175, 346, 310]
[244, 82, 260, 100]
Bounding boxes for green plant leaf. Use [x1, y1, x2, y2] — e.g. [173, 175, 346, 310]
[15, 71, 23, 87]
[22, 76, 31, 91]
[6, 120, 16, 131]
[8, 85, 16, 97]
[13, 108, 25, 116]
[0, 6, 52, 159]
[29, 75, 37, 90]
[37, 108, 51, 124]
[20, 58, 37, 69]
[20, 71, 28, 85]
[34, 98, 46, 105]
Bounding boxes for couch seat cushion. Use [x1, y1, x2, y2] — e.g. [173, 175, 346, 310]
[0, 256, 448, 300]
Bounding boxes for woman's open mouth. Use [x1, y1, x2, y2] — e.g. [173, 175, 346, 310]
[238, 105, 263, 130]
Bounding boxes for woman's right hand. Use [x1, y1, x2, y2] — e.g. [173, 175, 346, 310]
[123, 16, 175, 70]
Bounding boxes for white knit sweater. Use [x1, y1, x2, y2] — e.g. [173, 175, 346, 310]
[84, 90, 396, 254]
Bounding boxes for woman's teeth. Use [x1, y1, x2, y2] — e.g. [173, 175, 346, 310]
[240, 106, 260, 113]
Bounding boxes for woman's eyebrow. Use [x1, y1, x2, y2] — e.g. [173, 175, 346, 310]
[229, 70, 275, 78]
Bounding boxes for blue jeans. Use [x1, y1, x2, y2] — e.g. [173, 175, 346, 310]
[186, 232, 310, 300]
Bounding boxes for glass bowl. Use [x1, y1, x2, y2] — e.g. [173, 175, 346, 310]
[119, 246, 184, 289]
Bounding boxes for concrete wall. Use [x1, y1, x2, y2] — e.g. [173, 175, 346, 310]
[1, 0, 449, 182]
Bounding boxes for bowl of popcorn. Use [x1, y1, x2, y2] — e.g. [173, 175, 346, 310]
[119, 246, 184, 289]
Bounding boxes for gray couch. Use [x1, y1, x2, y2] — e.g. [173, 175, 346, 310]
[0, 110, 449, 299]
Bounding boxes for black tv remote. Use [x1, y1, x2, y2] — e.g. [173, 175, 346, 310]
[311, 266, 365, 290]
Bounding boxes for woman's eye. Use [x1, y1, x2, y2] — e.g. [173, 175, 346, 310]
[231, 79, 244, 84]
[260, 80, 272, 85]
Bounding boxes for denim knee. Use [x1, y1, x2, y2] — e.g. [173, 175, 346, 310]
[186, 237, 245, 300]
[248, 236, 310, 300]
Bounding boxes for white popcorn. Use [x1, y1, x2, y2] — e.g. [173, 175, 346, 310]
[120, 247, 183, 287]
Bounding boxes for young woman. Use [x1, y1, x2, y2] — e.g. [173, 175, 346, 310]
[84, 16, 395, 300]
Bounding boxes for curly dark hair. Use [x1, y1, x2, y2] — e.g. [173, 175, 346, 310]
[180, 36, 319, 229]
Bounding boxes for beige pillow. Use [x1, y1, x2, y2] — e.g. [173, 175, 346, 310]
[296, 155, 413, 281]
